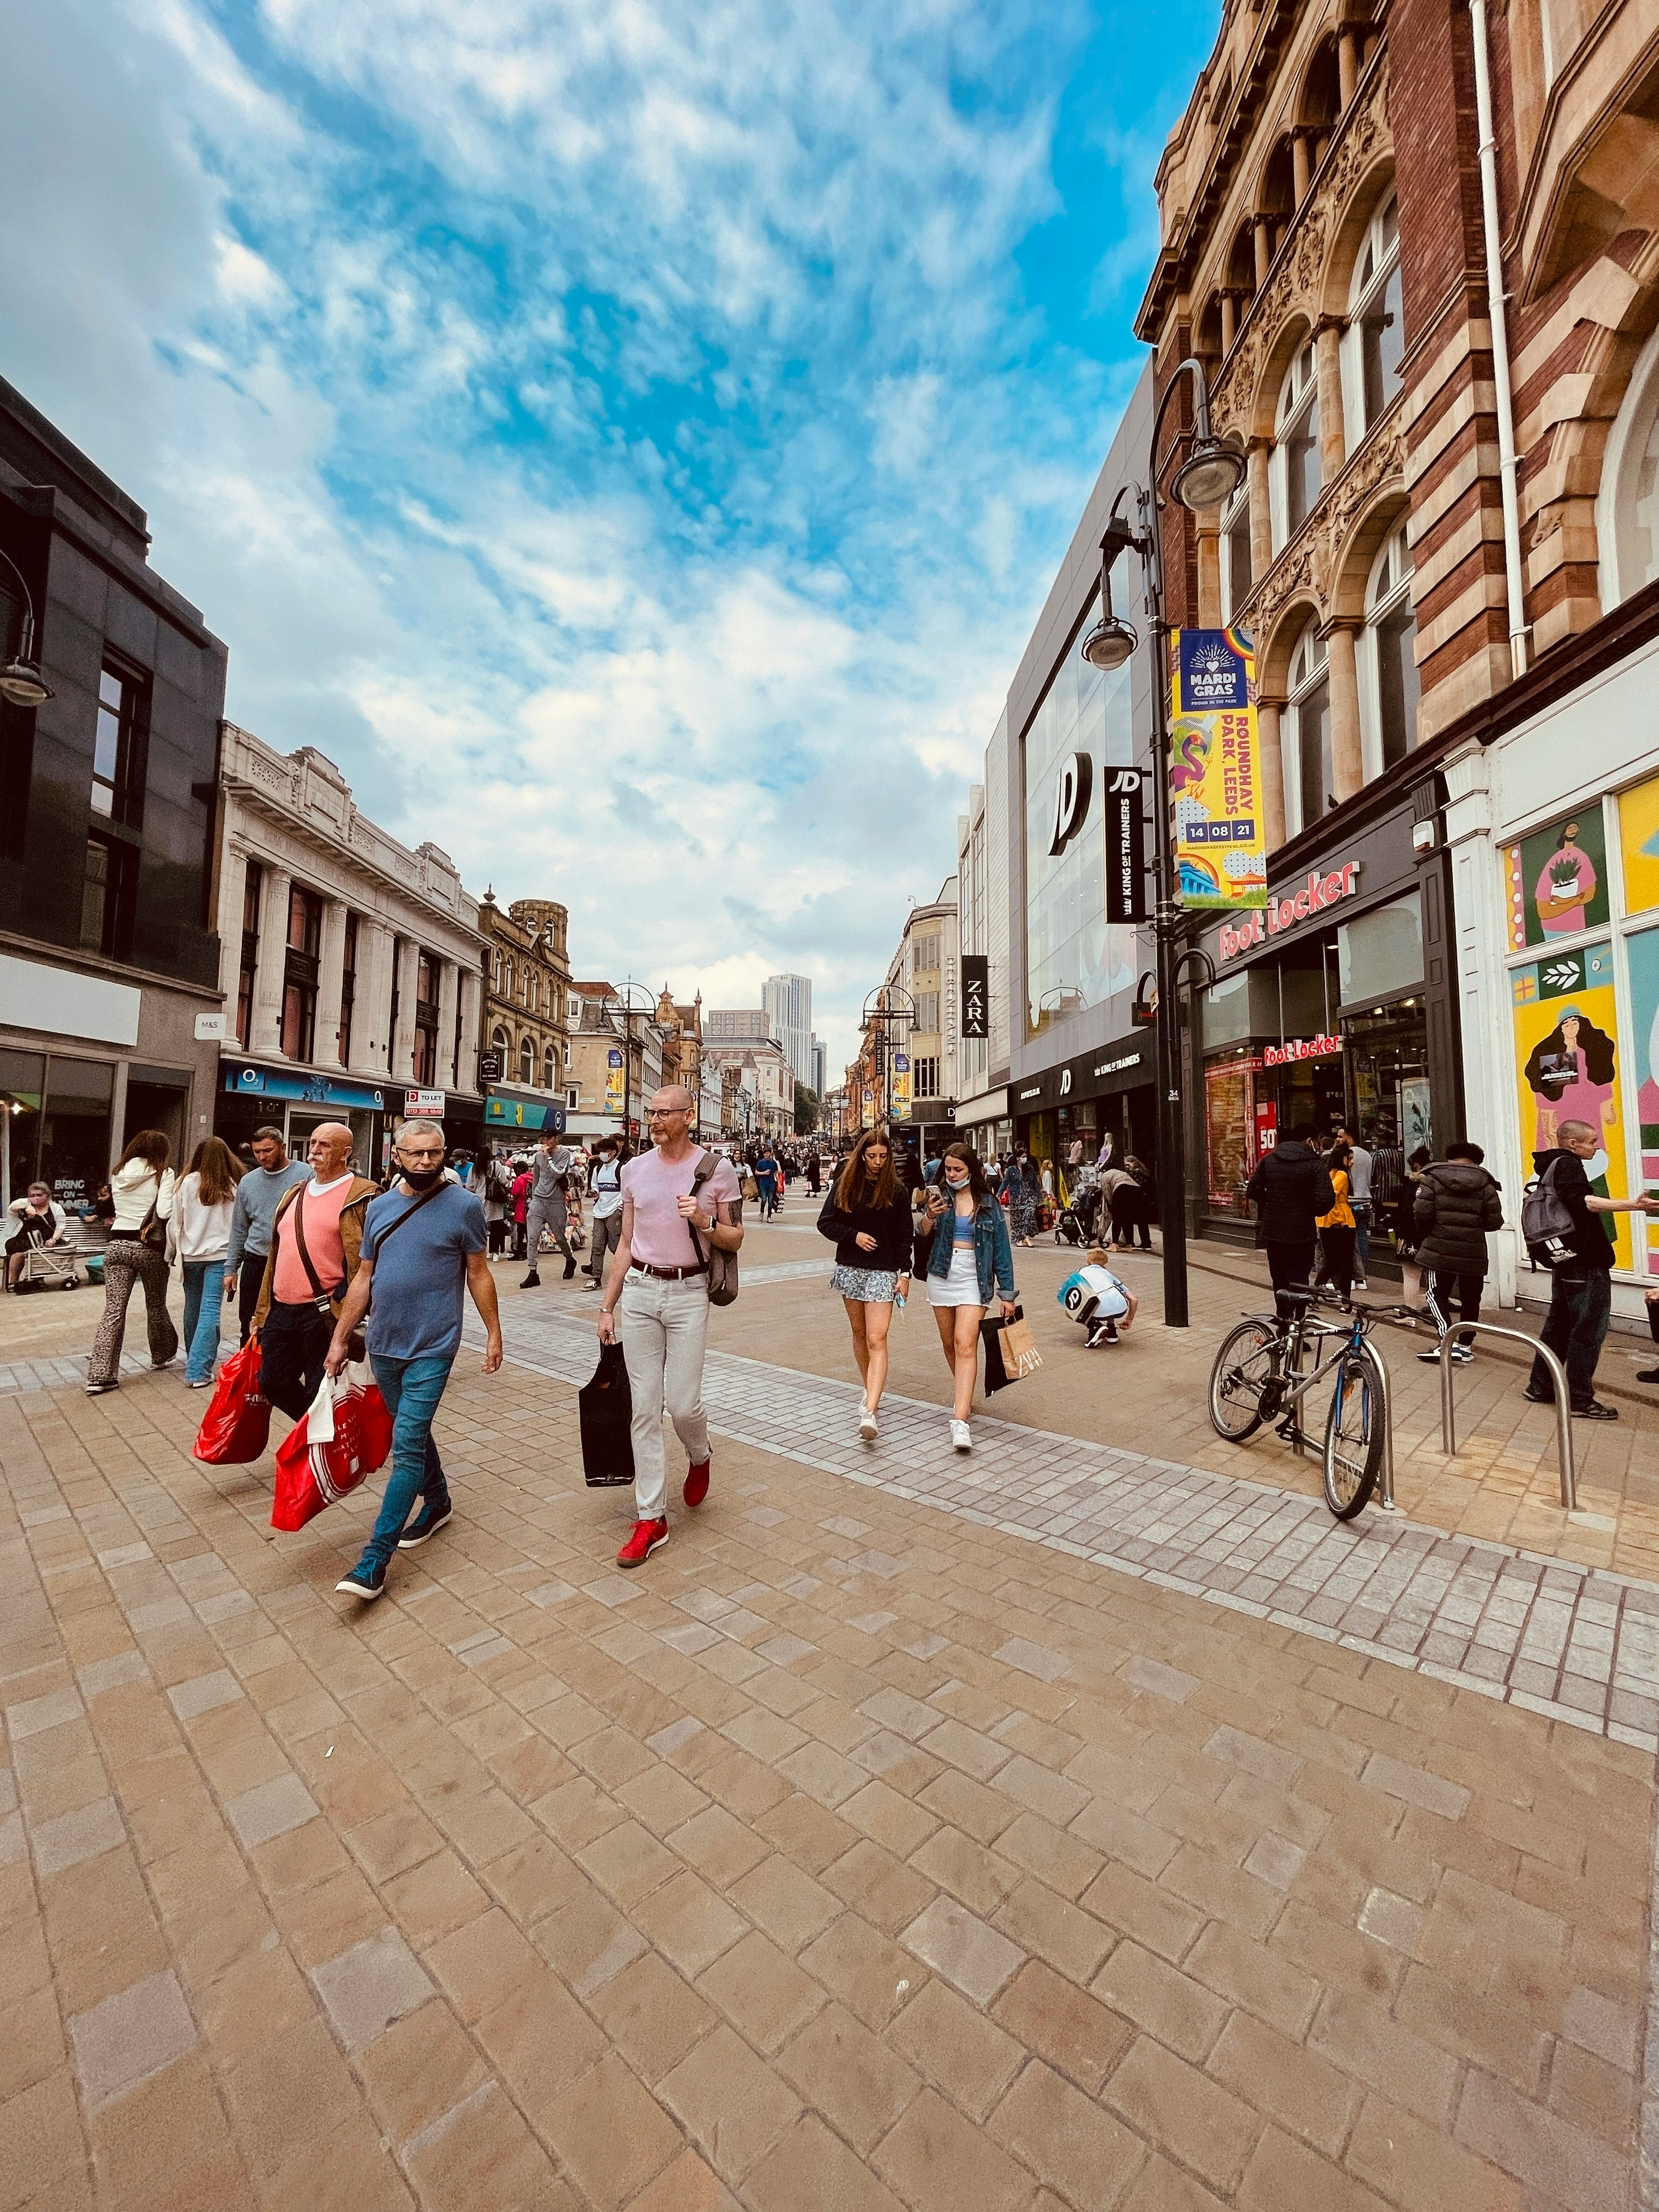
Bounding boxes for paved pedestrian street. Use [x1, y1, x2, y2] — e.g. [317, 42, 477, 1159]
[0, 1248, 1655, 2209]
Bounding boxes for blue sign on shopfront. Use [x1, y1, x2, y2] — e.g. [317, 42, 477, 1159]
[223, 1065, 386, 1109]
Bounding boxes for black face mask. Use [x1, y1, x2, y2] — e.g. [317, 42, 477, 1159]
[401, 1165, 444, 1192]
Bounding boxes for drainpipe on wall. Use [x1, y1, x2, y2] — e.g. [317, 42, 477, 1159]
[1469, 0, 1529, 679]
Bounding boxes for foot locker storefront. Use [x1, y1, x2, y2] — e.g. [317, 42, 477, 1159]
[1192, 788, 1462, 1244]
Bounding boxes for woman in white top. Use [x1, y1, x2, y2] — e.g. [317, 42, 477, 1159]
[87, 1131, 178, 1393]
[168, 1137, 244, 1387]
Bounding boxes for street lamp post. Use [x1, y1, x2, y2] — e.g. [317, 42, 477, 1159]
[1079, 357, 1245, 1330]
[0, 544, 54, 709]
[602, 980, 664, 1150]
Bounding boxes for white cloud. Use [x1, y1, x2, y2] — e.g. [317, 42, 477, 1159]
[0, 0, 1186, 1074]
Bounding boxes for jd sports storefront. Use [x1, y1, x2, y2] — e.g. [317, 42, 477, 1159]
[1192, 787, 1461, 1244]
[1013, 1032, 1158, 1178]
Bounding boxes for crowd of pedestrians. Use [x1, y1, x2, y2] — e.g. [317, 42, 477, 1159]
[29, 1071, 1659, 1613]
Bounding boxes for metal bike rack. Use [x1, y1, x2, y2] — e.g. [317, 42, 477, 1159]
[1436, 1321, 1576, 1511]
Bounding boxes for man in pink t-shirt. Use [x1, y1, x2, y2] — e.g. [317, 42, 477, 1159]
[598, 1087, 743, 1566]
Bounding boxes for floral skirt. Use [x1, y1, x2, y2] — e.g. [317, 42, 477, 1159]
[831, 1265, 899, 1304]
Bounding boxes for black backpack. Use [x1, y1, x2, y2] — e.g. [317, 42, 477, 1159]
[1520, 1158, 1577, 1268]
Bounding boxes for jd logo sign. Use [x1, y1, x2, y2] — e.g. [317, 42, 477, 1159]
[1048, 752, 1094, 857]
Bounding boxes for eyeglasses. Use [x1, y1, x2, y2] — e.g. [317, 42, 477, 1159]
[647, 1108, 687, 1120]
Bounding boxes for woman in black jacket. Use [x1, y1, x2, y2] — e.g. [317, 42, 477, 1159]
[817, 1126, 913, 1442]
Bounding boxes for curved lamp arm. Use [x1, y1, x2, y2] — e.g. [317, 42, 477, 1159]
[0, 541, 53, 707]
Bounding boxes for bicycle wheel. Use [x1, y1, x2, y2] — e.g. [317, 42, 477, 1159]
[1323, 1348, 1384, 1519]
[1208, 1318, 1280, 1442]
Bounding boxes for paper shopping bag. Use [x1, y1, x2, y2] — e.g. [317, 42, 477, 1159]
[980, 1306, 1042, 1395]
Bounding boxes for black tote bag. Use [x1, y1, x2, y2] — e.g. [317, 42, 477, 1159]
[579, 1341, 635, 1488]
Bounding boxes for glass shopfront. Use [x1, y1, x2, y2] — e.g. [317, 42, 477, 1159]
[0, 1049, 116, 1215]
[1195, 798, 1451, 1240]
[1022, 628, 1138, 1044]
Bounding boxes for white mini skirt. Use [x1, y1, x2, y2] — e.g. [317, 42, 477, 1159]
[928, 1242, 983, 1308]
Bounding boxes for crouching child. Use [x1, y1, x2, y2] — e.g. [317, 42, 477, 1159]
[1058, 1249, 1138, 1347]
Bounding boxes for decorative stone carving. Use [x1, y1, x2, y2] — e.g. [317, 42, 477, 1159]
[1209, 60, 1391, 438]
[1235, 421, 1405, 648]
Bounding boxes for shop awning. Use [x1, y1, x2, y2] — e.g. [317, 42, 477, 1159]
[952, 1088, 1007, 1127]
[484, 1089, 567, 1135]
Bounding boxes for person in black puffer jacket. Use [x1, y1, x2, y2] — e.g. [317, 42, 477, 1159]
[1413, 1141, 1503, 1363]
[1244, 1121, 1335, 1319]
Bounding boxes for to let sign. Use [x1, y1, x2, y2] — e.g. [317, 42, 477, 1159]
[404, 1089, 446, 1116]
[961, 955, 989, 1039]
[1104, 769, 1147, 924]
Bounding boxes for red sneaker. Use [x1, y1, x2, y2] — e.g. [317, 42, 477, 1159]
[617, 1518, 669, 1568]
[683, 1459, 711, 1509]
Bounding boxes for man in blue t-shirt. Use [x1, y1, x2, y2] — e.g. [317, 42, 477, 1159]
[323, 1121, 503, 1600]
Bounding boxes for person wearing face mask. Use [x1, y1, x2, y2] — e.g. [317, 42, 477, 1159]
[920, 1142, 1019, 1451]
[250, 1124, 380, 1421]
[326, 1120, 502, 1600]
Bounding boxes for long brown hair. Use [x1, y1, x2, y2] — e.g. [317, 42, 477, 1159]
[835, 1127, 898, 1212]
[115, 1129, 170, 1176]
[189, 1137, 244, 1207]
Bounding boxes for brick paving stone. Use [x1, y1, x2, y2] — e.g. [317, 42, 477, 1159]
[0, 1259, 1653, 2209]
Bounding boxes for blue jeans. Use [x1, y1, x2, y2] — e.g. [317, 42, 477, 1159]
[363, 1353, 453, 1568]
[182, 1260, 226, 1384]
[1352, 1203, 1371, 1276]
[1527, 1268, 1612, 1408]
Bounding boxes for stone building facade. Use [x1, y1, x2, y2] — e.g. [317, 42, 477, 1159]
[213, 724, 484, 1167]
[478, 894, 573, 1101]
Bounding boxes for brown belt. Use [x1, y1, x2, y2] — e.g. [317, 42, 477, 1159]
[629, 1259, 708, 1281]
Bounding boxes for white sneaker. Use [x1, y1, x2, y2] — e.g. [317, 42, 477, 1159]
[859, 1406, 878, 1441]
[950, 1419, 972, 1452]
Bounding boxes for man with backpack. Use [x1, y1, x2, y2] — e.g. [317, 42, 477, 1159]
[1522, 1118, 1659, 1420]
[1244, 1120, 1335, 1319]
[1412, 1140, 1504, 1365]
[597, 1085, 743, 1568]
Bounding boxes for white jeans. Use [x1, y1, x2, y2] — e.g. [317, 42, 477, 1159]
[618, 1272, 712, 1520]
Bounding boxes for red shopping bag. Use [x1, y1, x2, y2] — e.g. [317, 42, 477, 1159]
[192, 1339, 271, 1465]
[270, 1364, 391, 1532]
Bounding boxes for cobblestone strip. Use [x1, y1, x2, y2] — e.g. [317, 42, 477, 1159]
[0, 1347, 148, 1395]
[482, 1300, 1659, 1753]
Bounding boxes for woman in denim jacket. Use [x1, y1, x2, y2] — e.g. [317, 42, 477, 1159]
[916, 1142, 1018, 1453]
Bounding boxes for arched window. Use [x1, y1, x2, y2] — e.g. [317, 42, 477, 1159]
[1362, 522, 1419, 772]
[1343, 194, 1403, 445]
[528, 974, 539, 1015]
[1599, 321, 1659, 608]
[518, 1037, 534, 1084]
[1272, 342, 1321, 550]
[544, 1045, 557, 1090]
[1285, 621, 1333, 837]
[491, 1024, 509, 1055]
[1221, 478, 1253, 621]
[504, 957, 514, 999]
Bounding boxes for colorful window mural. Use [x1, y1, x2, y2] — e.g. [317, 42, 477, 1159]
[1503, 769, 1659, 1278]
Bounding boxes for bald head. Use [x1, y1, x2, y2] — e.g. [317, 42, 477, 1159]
[646, 1086, 696, 1154]
[307, 1123, 357, 1179]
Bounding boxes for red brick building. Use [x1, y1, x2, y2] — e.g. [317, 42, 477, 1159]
[1135, 0, 1659, 1273]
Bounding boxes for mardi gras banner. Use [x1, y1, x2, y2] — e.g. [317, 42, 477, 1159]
[890, 1053, 912, 1124]
[1169, 629, 1268, 911]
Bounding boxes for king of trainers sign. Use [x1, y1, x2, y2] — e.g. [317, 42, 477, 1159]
[1218, 861, 1361, 961]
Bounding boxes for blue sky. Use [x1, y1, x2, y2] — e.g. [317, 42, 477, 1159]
[2, 0, 1220, 1073]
